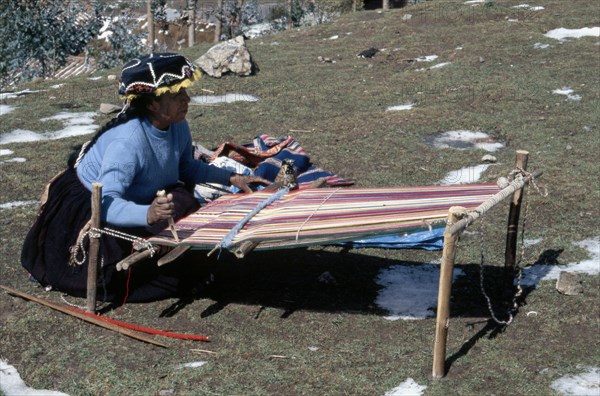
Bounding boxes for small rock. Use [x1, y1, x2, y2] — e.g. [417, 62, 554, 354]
[481, 154, 497, 163]
[99, 103, 122, 114]
[556, 271, 583, 295]
[479, 56, 485, 63]
[195, 35, 253, 78]
[402, 14, 412, 21]
[566, 144, 572, 150]
[159, 390, 175, 396]
[107, 74, 117, 81]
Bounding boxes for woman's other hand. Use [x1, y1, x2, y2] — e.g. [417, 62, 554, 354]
[147, 193, 174, 225]
[229, 174, 271, 193]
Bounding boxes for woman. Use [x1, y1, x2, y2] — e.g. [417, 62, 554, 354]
[21, 53, 269, 302]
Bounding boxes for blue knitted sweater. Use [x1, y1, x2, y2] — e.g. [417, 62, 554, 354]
[77, 117, 231, 227]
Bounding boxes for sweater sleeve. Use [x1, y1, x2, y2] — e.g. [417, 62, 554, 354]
[99, 140, 151, 227]
[178, 125, 233, 186]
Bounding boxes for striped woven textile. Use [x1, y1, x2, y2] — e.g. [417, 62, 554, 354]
[148, 184, 500, 252]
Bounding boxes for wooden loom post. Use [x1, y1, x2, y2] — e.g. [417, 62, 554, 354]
[504, 150, 529, 275]
[86, 182, 102, 314]
[432, 206, 466, 379]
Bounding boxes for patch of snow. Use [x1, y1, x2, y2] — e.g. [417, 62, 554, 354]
[308, 346, 319, 351]
[544, 27, 600, 41]
[551, 366, 599, 396]
[430, 130, 504, 152]
[243, 22, 274, 38]
[164, 8, 181, 22]
[375, 262, 465, 320]
[0, 104, 17, 115]
[387, 104, 414, 111]
[534, 42, 551, 49]
[552, 87, 582, 101]
[0, 112, 97, 145]
[329, 35, 339, 40]
[465, 0, 485, 4]
[439, 164, 491, 185]
[0, 360, 70, 396]
[512, 4, 545, 11]
[99, 18, 111, 33]
[430, 62, 451, 69]
[174, 361, 207, 369]
[0, 200, 38, 209]
[2, 157, 27, 163]
[0, 129, 45, 144]
[414, 55, 438, 62]
[87, 76, 102, 81]
[50, 84, 64, 89]
[384, 378, 427, 396]
[98, 30, 113, 40]
[191, 94, 259, 105]
[524, 238, 543, 246]
[0, 89, 44, 100]
[521, 237, 600, 287]
[0, 149, 14, 156]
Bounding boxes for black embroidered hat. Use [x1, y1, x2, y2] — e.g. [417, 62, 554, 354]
[118, 53, 201, 99]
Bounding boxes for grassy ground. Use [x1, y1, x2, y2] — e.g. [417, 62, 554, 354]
[1, 0, 599, 394]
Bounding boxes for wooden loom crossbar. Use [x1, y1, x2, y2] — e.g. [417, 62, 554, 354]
[84, 150, 542, 379]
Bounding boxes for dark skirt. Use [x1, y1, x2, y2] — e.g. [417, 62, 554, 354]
[21, 168, 203, 303]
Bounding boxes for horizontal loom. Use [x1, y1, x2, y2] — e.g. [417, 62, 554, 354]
[82, 150, 541, 379]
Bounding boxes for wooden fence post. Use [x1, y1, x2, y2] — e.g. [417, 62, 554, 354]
[86, 182, 102, 314]
[432, 206, 466, 379]
[504, 150, 529, 274]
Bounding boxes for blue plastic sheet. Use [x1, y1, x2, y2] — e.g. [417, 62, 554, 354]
[340, 227, 445, 251]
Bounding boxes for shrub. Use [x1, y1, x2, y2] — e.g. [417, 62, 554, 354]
[0, 0, 102, 89]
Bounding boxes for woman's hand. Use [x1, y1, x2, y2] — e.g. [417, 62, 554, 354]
[229, 174, 271, 193]
[147, 193, 174, 225]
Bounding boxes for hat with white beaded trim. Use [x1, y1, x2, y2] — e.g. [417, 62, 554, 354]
[118, 53, 201, 100]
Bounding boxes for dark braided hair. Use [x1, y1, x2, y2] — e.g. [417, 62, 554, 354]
[67, 95, 157, 169]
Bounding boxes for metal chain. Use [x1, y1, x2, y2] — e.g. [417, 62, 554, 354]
[478, 216, 516, 326]
[478, 167, 546, 326]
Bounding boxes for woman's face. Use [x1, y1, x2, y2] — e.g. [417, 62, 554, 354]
[147, 88, 191, 130]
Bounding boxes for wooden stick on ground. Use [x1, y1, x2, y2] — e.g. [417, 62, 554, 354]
[0, 285, 168, 348]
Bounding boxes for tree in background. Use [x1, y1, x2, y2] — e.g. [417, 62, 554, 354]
[93, 8, 147, 69]
[0, 0, 102, 89]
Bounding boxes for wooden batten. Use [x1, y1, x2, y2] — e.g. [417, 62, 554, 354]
[157, 246, 191, 267]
